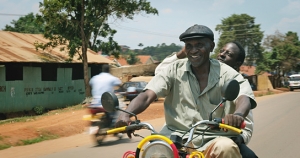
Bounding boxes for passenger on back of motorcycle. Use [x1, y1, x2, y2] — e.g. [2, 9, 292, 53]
[88, 64, 122, 126]
[115, 24, 257, 158]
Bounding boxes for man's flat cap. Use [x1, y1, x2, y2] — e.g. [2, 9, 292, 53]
[179, 24, 214, 42]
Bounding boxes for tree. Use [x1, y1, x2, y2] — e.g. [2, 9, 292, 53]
[3, 12, 44, 34]
[214, 14, 264, 66]
[126, 51, 140, 65]
[256, 31, 300, 74]
[35, 0, 158, 97]
[138, 43, 144, 47]
[138, 43, 182, 61]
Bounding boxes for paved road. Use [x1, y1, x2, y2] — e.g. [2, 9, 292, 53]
[247, 91, 300, 157]
[1, 91, 300, 158]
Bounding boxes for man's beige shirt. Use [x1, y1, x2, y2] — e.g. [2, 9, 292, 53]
[146, 58, 256, 148]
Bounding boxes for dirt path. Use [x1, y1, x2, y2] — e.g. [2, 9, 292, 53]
[0, 99, 165, 148]
[0, 88, 288, 150]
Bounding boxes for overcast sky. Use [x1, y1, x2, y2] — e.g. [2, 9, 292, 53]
[1, 0, 300, 49]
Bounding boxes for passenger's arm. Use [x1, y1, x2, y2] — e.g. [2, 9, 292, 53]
[234, 95, 251, 117]
[224, 71, 256, 128]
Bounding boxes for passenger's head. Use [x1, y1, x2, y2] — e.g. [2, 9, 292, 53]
[179, 24, 215, 68]
[101, 64, 110, 73]
[217, 41, 245, 71]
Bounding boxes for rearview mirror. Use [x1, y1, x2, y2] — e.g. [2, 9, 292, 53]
[101, 92, 119, 112]
[209, 79, 240, 121]
[222, 79, 240, 101]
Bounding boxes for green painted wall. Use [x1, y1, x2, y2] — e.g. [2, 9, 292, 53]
[0, 66, 88, 113]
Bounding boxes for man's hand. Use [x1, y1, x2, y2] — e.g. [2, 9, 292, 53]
[223, 113, 244, 128]
[115, 113, 134, 138]
[176, 47, 186, 59]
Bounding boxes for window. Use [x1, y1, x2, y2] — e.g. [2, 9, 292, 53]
[72, 66, 84, 80]
[41, 66, 57, 81]
[6, 65, 23, 81]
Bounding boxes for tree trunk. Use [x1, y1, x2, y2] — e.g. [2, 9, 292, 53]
[81, 0, 91, 97]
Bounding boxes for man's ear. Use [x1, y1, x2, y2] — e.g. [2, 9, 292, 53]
[210, 42, 215, 52]
[236, 61, 242, 67]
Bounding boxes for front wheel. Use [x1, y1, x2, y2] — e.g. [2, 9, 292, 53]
[93, 113, 112, 146]
[94, 128, 108, 145]
[289, 87, 294, 91]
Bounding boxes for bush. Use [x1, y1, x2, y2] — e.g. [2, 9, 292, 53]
[33, 106, 45, 115]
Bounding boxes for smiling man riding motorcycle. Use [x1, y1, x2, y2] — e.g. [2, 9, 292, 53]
[155, 40, 257, 158]
[115, 24, 257, 158]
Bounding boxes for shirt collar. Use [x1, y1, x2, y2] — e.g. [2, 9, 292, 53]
[179, 58, 222, 94]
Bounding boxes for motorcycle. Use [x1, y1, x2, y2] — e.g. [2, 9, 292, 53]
[100, 79, 245, 157]
[82, 93, 125, 145]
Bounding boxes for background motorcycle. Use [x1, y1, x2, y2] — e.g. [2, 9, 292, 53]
[82, 93, 124, 145]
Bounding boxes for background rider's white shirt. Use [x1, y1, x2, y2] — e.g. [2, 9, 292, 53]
[89, 72, 121, 107]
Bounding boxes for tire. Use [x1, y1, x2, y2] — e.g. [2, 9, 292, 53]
[94, 128, 107, 146]
[93, 113, 112, 146]
[114, 133, 123, 140]
[289, 87, 294, 91]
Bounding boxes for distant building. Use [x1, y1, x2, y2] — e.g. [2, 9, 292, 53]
[0, 31, 113, 115]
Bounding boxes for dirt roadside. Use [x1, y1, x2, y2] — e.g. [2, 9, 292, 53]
[0, 88, 288, 150]
[0, 98, 165, 149]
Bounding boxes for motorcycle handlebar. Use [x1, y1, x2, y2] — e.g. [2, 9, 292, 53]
[219, 123, 243, 134]
[102, 118, 245, 136]
[103, 122, 157, 135]
[213, 118, 246, 129]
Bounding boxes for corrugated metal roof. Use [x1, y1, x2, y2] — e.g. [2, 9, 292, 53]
[0, 31, 113, 64]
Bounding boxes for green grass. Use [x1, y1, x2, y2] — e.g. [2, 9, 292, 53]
[0, 131, 59, 150]
[0, 104, 83, 150]
[0, 116, 38, 125]
[0, 104, 83, 125]
[47, 104, 83, 115]
[0, 144, 11, 150]
[21, 133, 59, 145]
[266, 91, 274, 95]
[0, 135, 11, 150]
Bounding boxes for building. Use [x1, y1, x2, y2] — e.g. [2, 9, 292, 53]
[109, 55, 157, 66]
[239, 65, 274, 91]
[0, 31, 113, 115]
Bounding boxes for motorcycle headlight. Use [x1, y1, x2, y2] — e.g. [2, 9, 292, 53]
[142, 141, 174, 158]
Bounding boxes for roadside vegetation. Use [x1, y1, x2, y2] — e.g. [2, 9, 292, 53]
[0, 104, 85, 150]
[0, 104, 83, 125]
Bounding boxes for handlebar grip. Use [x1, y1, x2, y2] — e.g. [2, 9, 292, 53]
[240, 121, 246, 129]
[105, 124, 141, 135]
[106, 126, 127, 135]
[219, 123, 243, 134]
[220, 118, 246, 129]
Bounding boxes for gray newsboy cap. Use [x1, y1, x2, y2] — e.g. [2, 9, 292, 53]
[179, 24, 214, 42]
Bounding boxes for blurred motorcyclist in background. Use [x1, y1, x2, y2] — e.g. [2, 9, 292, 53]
[89, 64, 122, 125]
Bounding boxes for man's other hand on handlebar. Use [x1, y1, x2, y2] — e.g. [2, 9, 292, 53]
[115, 113, 134, 138]
[223, 113, 245, 130]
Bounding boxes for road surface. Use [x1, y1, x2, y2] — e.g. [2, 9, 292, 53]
[1, 91, 300, 158]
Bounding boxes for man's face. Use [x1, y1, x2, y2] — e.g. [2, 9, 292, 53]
[217, 43, 240, 69]
[184, 38, 214, 68]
